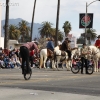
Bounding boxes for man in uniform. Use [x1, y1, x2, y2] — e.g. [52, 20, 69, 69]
[80, 43, 90, 74]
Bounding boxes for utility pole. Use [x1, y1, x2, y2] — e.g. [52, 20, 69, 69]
[84, 2, 87, 44]
[4, 0, 9, 49]
[55, 0, 60, 46]
[30, 0, 37, 41]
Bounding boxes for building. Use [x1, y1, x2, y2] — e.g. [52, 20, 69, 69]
[0, 3, 4, 48]
[67, 34, 77, 48]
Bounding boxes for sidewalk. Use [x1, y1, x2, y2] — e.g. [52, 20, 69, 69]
[0, 87, 99, 100]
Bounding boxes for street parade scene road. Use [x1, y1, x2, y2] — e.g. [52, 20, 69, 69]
[0, 68, 100, 100]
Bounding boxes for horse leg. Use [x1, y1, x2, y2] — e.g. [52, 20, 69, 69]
[62, 61, 65, 69]
[68, 60, 72, 71]
[51, 60, 55, 69]
[39, 55, 43, 69]
[43, 56, 47, 69]
[94, 60, 96, 72]
[56, 58, 61, 71]
[53, 56, 60, 71]
[96, 60, 98, 72]
[65, 60, 69, 71]
[67, 60, 71, 71]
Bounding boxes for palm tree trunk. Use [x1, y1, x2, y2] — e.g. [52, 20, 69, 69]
[4, 0, 9, 49]
[30, 0, 37, 41]
[55, 0, 60, 46]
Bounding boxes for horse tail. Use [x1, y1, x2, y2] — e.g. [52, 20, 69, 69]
[39, 51, 43, 68]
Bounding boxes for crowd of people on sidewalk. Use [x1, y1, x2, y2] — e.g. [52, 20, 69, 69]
[0, 47, 21, 69]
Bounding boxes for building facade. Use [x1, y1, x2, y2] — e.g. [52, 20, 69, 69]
[67, 34, 77, 48]
[0, 3, 4, 49]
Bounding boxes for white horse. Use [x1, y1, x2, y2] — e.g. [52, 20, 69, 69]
[39, 46, 60, 69]
[88, 45, 100, 72]
[54, 47, 80, 70]
[54, 49, 69, 70]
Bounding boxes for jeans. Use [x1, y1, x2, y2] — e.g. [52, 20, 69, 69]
[20, 46, 30, 74]
[66, 50, 71, 58]
[81, 57, 88, 73]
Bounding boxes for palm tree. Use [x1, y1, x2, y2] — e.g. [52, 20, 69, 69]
[18, 20, 31, 42]
[77, 36, 84, 44]
[9, 25, 21, 40]
[38, 21, 53, 38]
[58, 31, 63, 41]
[4, 0, 10, 48]
[62, 21, 72, 37]
[81, 28, 97, 44]
[51, 28, 63, 41]
[86, 28, 97, 45]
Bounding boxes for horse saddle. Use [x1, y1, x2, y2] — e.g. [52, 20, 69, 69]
[47, 49, 54, 58]
[61, 51, 66, 56]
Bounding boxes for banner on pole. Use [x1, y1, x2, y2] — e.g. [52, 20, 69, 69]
[79, 13, 93, 28]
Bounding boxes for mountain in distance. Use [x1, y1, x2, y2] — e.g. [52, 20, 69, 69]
[1, 18, 41, 39]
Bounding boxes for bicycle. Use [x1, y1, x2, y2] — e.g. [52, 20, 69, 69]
[23, 63, 32, 80]
[71, 59, 94, 75]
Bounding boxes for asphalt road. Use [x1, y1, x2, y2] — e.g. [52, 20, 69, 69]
[0, 68, 100, 100]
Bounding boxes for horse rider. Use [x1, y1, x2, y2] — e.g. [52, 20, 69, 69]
[95, 35, 100, 48]
[46, 37, 55, 57]
[60, 37, 71, 60]
[20, 41, 39, 74]
[80, 43, 90, 74]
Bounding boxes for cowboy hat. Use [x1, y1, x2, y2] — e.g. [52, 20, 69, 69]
[97, 35, 100, 38]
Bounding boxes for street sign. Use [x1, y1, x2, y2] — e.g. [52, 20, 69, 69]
[79, 13, 93, 28]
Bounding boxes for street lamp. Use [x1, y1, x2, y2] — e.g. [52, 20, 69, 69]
[85, 0, 100, 44]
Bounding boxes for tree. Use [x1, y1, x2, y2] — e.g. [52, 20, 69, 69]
[38, 21, 53, 38]
[18, 20, 31, 42]
[4, 0, 10, 48]
[9, 25, 21, 40]
[51, 28, 63, 41]
[86, 28, 97, 40]
[58, 31, 63, 41]
[77, 36, 84, 44]
[62, 21, 72, 37]
[81, 28, 97, 44]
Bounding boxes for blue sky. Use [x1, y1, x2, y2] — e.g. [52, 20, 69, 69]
[1, 0, 100, 38]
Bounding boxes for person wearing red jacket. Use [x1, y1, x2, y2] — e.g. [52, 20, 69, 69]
[95, 35, 100, 48]
[20, 42, 39, 74]
[29, 50, 35, 67]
